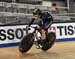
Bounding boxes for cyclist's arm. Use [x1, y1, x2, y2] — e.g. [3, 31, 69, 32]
[29, 18, 35, 26]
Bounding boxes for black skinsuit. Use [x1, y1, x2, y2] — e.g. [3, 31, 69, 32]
[29, 12, 54, 30]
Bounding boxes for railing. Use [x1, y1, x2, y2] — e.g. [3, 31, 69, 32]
[0, 12, 75, 19]
[0, 12, 75, 25]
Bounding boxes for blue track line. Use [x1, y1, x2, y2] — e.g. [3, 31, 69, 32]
[0, 38, 75, 48]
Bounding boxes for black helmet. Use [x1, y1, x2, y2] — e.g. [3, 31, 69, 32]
[33, 9, 42, 16]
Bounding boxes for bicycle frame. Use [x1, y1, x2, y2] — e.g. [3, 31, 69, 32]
[25, 26, 41, 43]
[34, 30, 41, 42]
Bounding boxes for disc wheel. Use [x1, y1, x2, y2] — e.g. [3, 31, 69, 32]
[41, 32, 56, 51]
[19, 33, 34, 53]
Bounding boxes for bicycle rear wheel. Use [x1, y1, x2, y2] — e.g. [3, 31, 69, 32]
[41, 32, 56, 51]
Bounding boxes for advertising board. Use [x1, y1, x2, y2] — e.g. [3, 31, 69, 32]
[0, 22, 75, 47]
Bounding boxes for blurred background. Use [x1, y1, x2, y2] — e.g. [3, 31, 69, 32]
[0, 0, 75, 25]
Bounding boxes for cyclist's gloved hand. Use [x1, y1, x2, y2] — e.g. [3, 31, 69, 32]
[35, 25, 40, 29]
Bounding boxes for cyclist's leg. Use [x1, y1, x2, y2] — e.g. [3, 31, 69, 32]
[40, 29, 46, 41]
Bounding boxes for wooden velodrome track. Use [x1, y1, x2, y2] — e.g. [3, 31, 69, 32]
[0, 41, 75, 59]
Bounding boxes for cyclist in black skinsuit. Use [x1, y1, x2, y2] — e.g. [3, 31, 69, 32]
[29, 9, 54, 47]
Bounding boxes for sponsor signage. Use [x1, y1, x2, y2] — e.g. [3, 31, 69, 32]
[0, 22, 75, 47]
